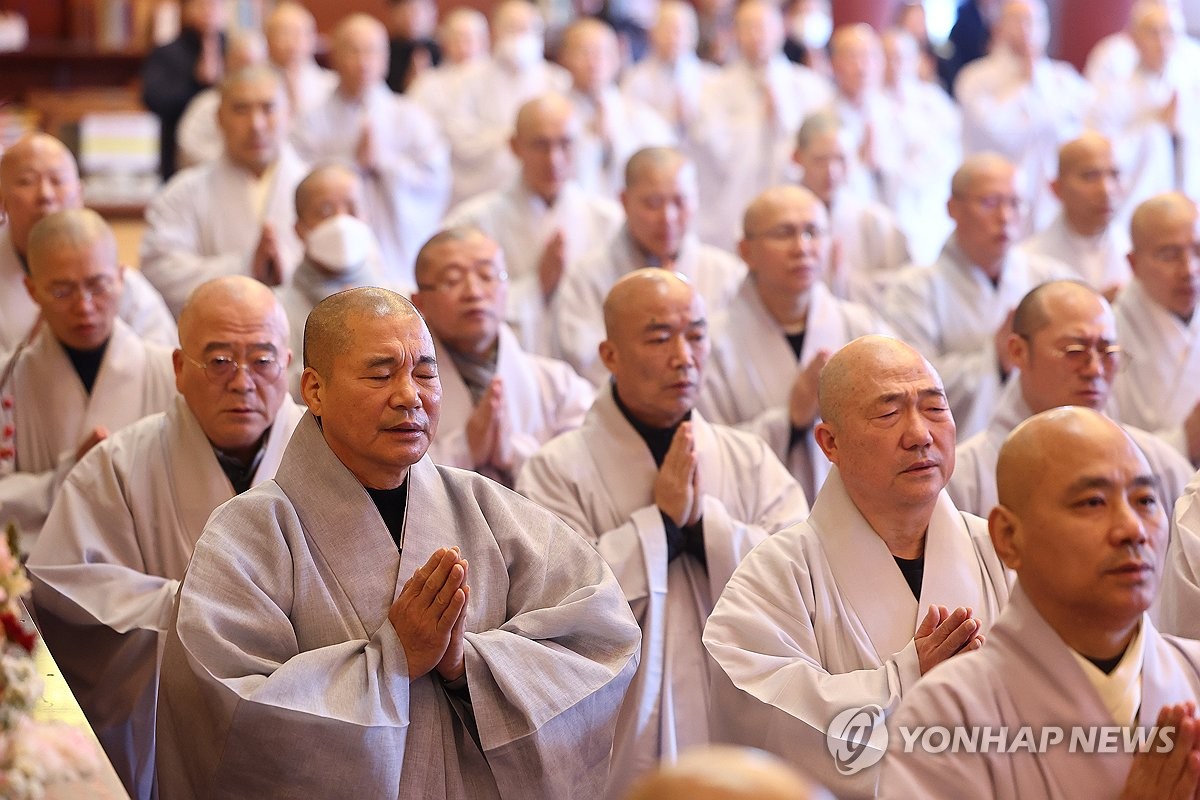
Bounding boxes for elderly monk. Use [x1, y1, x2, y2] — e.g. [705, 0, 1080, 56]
[444, 93, 622, 354]
[881, 407, 1200, 799]
[951, 280, 1191, 518]
[883, 152, 1070, 439]
[28, 276, 304, 800]
[700, 185, 890, 500]
[0, 133, 175, 351]
[155, 287, 640, 799]
[552, 147, 745, 385]
[518, 269, 809, 797]
[412, 226, 592, 487]
[140, 65, 308, 315]
[0, 210, 175, 550]
[703, 335, 1010, 799]
[1110, 192, 1200, 464]
[624, 745, 831, 800]
[175, 30, 268, 170]
[264, 1, 336, 120]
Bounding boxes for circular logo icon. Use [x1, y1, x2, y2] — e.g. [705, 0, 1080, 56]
[826, 704, 889, 775]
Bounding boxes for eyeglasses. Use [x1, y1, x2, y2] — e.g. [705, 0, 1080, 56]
[959, 194, 1025, 214]
[44, 276, 116, 304]
[1054, 341, 1125, 370]
[1151, 242, 1200, 264]
[417, 263, 508, 293]
[745, 224, 826, 243]
[182, 351, 283, 383]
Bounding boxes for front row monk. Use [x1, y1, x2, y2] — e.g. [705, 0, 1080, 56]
[882, 407, 1200, 798]
[155, 287, 641, 798]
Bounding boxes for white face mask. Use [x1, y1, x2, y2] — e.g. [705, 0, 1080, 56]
[496, 31, 544, 69]
[791, 10, 832, 51]
[304, 214, 375, 274]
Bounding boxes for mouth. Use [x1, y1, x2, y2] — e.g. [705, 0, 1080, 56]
[384, 421, 426, 436]
[1107, 561, 1155, 580]
[902, 459, 939, 475]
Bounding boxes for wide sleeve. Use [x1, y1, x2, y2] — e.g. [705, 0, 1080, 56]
[117, 267, 178, 345]
[0, 451, 74, 544]
[1155, 476, 1200, 638]
[549, 261, 610, 387]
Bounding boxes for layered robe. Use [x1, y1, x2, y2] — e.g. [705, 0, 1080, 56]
[1154, 469, 1200, 637]
[1085, 30, 1200, 87]
[882, 238, 1071, 439]
[283, 61, 337, 120]
[139, 147, 309, 315]
[0, 320, 176, 548]
[1110, 278, 1200, 458]
[443, 179, 622, 355]
[950, 379, 1193, 518]
[568, 86, 676, 200]
[1019, 213, 1132, 291]
[879, 587, 1200, 800]
[702, 468, 1011, 799]
[409, 61, 491, 206]
[427, 325, 594, 487]
[699, 278, 889, 500]
[689, 56, 834, 251]
[827, 90, 905, 205]
[292, 84, 450, 290]
[156, 413, 641, 799]
[0, 227, 177, 351]
[620, 53, 717, 142]
[550, 228, 745, 385]
[516, 384, 810, 797]
[175, 87, 222, 168]
[826, 190, 911, 305]
[27, 396, 305, 800]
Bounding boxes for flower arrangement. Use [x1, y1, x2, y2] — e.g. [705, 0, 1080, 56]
[0, 522, 100, 799]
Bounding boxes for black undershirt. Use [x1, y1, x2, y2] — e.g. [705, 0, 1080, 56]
[365, 478, 409, 553]
[213, 430, 269, 495]
[612, 384, 707, 569]
[64, 340, 109, 395]
[893, 553, 925, 600]
[786, 330, 808, 452]
[1084, 649, 1126, 676]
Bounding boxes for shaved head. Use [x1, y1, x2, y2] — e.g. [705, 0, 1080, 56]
[742, 184, 824, 238]
[624, 746, 823, 800]
[514, 93, 575, 138]
[1011, 279, 1100, 339]
[304, 287, 422, 376]
[624, 146, 688, 189]
[1057, 131, 1114, 177]
[27, 208, 116, 279]
[294, 162, 361, 220]
[950, 152, 1015, 197]
[603, 268, 694, 339]
[0, 133, 83, 253]
[795, 110, 841, 155]
[818, 335, 934, 427]
[1130, 191, 1196, 250]
[178, 275, 289, 350]
[413, 224, 491, 285]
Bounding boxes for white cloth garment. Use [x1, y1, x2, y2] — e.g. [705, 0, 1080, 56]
[826, 190, 911, 305]
[516, 383, 810, 797]
[140, 147, 309, 315]
[427, 324, 594, 487]
[1154, 469, 1200, 637]
[689, 56, 834, 252]
[620, 53, 717, 142]
[26, 395, 304, 800]
[1085, 29, 1200, 86]
[568, 86, 676, 200]
[699, 278, 890, 500]
[175, 87, 222, 168]
[1110, 278, 1200, 458]
[551, 228, 745, 385]
[155, 413, 641, 799]
[284, 61, 338, 119]
[949, 378, 1193, 518]
[443, 179, 622, 355]
[882, 238, 1071, 439]
[0, 227, 177, 351]
[703, 467, 1011, 799]
[1019, 212, 1132, 291]
[827, 91, 904, 205]
[0, 320, 175, 548]
[954, 48, 1093, 233]
[292, 84, 450, 291]
[879, 586, 1200, 800]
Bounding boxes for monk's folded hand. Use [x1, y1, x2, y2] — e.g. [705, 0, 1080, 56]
[1121, 703, 1200, 800]
[74, 426, 109, 463]
[389, 547, 469, 681]
[251, 224, 283, 287]
[436, 583, 470, 683]
[655, 423, 698, 528]
[467, 381, 502, 468]
[538, 230, 567, 300]
[915, 605, 981, 675]
[789, 351, 830, 430]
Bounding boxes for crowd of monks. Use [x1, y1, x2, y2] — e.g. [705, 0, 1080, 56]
[5, 0, 1200, 796]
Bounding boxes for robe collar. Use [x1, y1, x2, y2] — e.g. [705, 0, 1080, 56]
[610, 224, 701, 276]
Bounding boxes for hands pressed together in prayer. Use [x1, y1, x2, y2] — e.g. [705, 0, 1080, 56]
[789, 350, 831, 430]
[539, 229, 567, 300]
[389, 547, 470, 683]
[1122, 703, 1200, 800]
[467, 377, 514, 473]
[655, 423, 704, 529]
[251, 223, 284, 287]
[74, 425, 109, 463]
[915, 605, 983, 675]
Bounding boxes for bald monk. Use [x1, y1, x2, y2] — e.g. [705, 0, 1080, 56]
[0, 210, 176, 549]
[881, 407, 1200, 799]
[624, 745, 831, 800]
[703, 335, 1010, 799]
[156, 287, 640, 799]
[0, 133, 175, 351]
[518, 269, 809, 796]
[28, 276, 305, 800]
[950, 280, 1192, 518]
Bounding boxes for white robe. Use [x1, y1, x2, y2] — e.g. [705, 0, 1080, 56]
[175, 87, 222, 168]
[699, 278, 890, 499]
[1110, 278, 1200, 458]
[950, 379, 1193, 518]
[882, 238, 1071, 439]
[156, 413, 641, 799]
[954, 48, 1093, 233]
[1153, 468, 1200, 637]
[879, 586, 1200, 800]
[0, 227, 177, 351]
[285, 61, 337, 119]
[1019, 212, 1132, 291]
[620, 54, 717, 140]
[516, 384, 810, 797]
[0, 320, 176, 548]
[827, 91, 905, 205]
[703, 468, 1010, 799]
[1084, 29, 1200, 86]
[443, 180, 622, 355]
[292, 84, 450, 291]
[550, 228, 745, 385]
[26, 395, 304, 800]
[568, 86, 676, 200]
[427, 324, 594, 487]
[139, 147, 309, 315]
[826, 190, 911, 306]
[689, 56, 834, 252]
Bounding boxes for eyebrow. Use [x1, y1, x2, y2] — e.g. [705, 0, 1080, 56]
[201, 342, 279, 355]
[1066, 474, 1160, 493]
[873, 388, 948, 404]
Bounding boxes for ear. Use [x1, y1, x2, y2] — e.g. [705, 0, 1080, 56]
[22, 275, 36, 303]
[946, 195, 962, 224]
[410, 290, 428, 314]
[1007, 329, 1029, 371]
[1127, 250, 1140, 280]
[736, 237, 751, 264]
[813, 420, 838, 464]
[598, 338, 617, 376]
[300, 367, 324, 415]
[1049, 177, 1063, 201]
[988, 505, 1022, 571]
[172, 348, 185, 392]
[509, 134, 519, 158]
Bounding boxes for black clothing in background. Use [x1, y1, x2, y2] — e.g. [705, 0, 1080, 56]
[142, 28, 224, 179]
[387, 37, 441, 93]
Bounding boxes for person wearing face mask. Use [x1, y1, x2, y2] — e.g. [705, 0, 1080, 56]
[279, 163, 384, 397]
[782, 0, 832, 71]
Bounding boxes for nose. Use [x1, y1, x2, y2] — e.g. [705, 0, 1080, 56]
[37, 176, 56, 203]
[1111, 493, 1154, 549]
[389, 373, 423, 410]
[899, 407, 934, 449]
[227, 363, 255, 393]
[667, 334, 695, 369]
